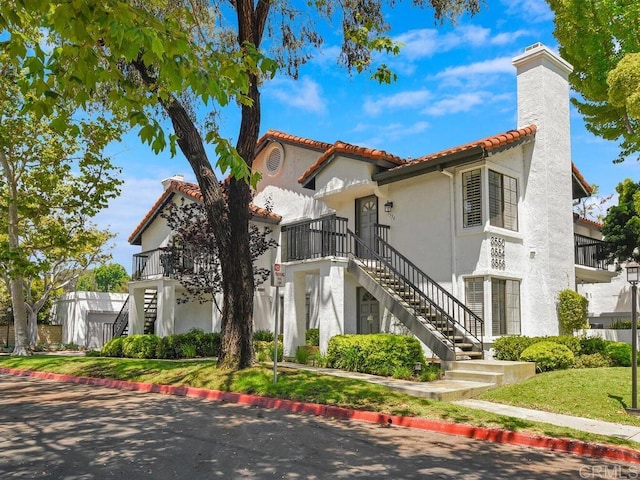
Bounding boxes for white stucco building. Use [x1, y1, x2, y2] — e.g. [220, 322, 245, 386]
[114, 44, 615, 362]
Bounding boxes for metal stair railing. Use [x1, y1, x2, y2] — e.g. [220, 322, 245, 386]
[112, 296, 130, 338]
[348, 228, 483, 353]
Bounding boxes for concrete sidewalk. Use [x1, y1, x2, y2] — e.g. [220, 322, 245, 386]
[282, 362, 640, 443]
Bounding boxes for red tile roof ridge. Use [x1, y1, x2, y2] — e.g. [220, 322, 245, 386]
[573, 212, 603, 229]
[387, 125, 538, 171]
[572, 163, 593, 194]
[258, 129, 333, 152]
[298, 139, 405, 184]
[128, 179, 281, 244]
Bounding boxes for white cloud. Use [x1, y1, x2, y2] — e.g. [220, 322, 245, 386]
[435, 57, 514, 80]
[422, 91, 494, 116]
[492, 30, 530, 46]
[363, 89, 432, 116]
[500, 0, 554, 23]
[394, 26, 492, 61]
[265, 77, 327, 114]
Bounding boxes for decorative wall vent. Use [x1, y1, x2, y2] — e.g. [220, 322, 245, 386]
[490, 236, 506, 270]
[266, 143, 284, 175]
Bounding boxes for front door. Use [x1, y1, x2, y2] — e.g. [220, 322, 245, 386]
[358, 288, 380, 334]
[355, 195, 378, 257]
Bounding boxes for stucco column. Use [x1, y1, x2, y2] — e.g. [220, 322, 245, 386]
[156, 280, 177, 337]
[129, 286, 146, 335]
[318, 262, 350, 353]
[283, 270, 307, 357]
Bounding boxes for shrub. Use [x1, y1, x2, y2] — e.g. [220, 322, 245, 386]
[579, 336, 608, 355]
[419, 363, 442, 382]
[520, 341, 575, 372]
[573, 353, 612, 369]
[306, 328, 320, 346]
[541, 335, 581, 355]
[101, 337, 125, 357]
[610, 319, 640, 329]
[156, 335, 178, 359]
[605, 342, 633, 367]
[85, 349, 102, 357]
[557, 289, 588, 333]
[326, 334, 424, 377]
[392, 366, 414, 380]
[253, 329, 274, 342]
[179, 342, 197, 358]
[254, 340, 283, 362]
[492, 336, 537, 361]
[295, 346, 312, 365]
[122, 334, 160, 359]
[313, 351, 328, 367]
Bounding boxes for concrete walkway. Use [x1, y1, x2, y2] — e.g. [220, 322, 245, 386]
[282, 362, 640, 442]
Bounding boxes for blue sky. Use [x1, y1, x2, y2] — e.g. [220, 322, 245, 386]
[96, 0, 640, 271]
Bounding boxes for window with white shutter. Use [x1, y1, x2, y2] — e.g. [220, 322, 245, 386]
[465, 277, 484, 321]
[462, 169, 482, 228]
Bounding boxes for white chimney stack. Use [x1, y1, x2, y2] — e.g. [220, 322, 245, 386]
[161, 174, 185, 190]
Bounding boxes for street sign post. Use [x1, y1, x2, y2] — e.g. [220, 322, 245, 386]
[272, 264, 285, 383]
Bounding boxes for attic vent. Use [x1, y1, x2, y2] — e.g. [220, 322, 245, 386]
[266, 143, 284, 175]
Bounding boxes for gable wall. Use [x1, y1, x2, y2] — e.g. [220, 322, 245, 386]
[252, 142, 332, 223]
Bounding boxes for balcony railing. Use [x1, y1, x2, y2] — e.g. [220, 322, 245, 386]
[281, 215, 349, 261]
[132, 247, 217, 281]
[575, 234, 608, 270]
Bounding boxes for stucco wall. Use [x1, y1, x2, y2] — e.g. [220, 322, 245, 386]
[55, 291, 128, 348]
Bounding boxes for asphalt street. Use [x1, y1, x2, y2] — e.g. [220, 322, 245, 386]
[0, 374, 632, 479]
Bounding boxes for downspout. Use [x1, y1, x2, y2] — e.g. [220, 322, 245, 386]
[439, 168, 457, 296]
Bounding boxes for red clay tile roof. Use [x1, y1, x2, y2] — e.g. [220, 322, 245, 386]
[256, 129, 333, 154]
[386, 125, 538, 173]
[573, 213, 603, 230]
[298, 141, 406, 184]
[572, 163, 593, 195]
[128, 180, 281, 245]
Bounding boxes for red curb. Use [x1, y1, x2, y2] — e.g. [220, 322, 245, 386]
[2, 366, 639, 464]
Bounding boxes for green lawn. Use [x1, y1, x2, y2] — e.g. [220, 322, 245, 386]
[0, 355, 637, 450]
[480, 367, 640, 426]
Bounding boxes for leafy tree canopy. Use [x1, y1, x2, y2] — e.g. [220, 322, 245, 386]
[601, 178, 640, 263]
[547, 0, 640, 162]
[76, 263, 129, 293]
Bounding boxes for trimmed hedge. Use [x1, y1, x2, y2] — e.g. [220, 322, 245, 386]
[557, 289, 589, 332]
[605, 342, 633, 367]
[101, 337, 124, 357]
[493, 335, 581, 361]
[326, 334, 424, 377]
[520, 341, 574, 372]
[122, 334, 160, 359]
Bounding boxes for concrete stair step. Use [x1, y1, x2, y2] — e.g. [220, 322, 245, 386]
[446, 359, 535, 385]
[444, 369, 504, 386]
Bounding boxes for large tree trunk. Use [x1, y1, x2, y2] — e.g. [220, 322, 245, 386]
[1, 152, 30, 356]
[8, 277, 29, 356]
[130, 0, 270, 369]
[26, 305, 38, 349]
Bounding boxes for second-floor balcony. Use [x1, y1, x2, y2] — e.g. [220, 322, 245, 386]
[574, 233, 608, 270]
[132, 247, 217, 281]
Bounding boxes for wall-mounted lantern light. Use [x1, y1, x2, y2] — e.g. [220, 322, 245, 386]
[384, 201, 394, 213]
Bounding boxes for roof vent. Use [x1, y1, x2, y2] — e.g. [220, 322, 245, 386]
[524, 42, 543, 52]
[266, 143, 284, 175]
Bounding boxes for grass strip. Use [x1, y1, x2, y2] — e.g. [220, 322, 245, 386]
[1, 355, 637, 450]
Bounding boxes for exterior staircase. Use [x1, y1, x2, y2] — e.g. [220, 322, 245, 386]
[347, 227, 484, 363]
[111, 289, 158, 338]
